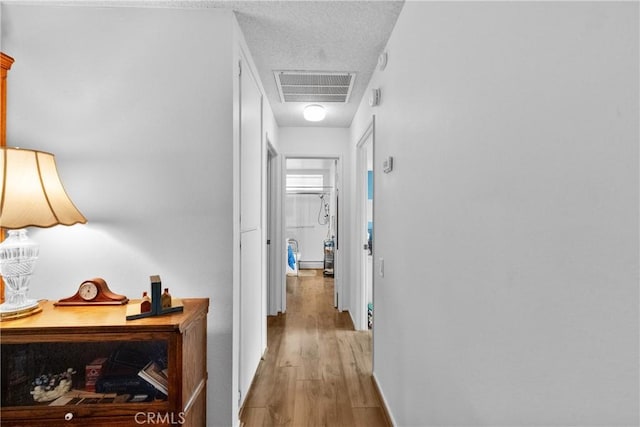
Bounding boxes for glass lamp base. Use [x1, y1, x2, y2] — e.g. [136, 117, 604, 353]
[0, 299, 39, 314]
[0, 300, 42, 321]
[0, 229, 40, 319]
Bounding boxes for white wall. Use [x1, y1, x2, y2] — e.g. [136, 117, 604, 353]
[351, 2, 639, 426]
[3, 5, 236, 426]
[278, 126, 350, 159]
[278, 126, 351, 311]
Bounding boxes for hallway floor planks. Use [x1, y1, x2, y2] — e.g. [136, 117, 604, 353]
[240, 270, 388, 427]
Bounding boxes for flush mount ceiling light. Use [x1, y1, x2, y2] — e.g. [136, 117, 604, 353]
[303, 104, 326, 122]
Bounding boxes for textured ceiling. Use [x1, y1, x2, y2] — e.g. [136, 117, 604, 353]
[3, 0, 404, 127]
[228, 1, 404, 127]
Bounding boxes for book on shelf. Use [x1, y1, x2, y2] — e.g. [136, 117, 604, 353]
[137, 361, 168, 395]
[95, 375, 157, 397]
[49, 390, 121, 406]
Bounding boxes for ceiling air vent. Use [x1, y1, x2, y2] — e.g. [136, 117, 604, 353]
[274, 71, 356, 103]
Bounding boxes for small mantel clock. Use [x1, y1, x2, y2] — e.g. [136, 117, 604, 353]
[55, 278, 128, 306]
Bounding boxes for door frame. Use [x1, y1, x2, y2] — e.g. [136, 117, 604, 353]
[266, 140, 283, 316]
[233, 47, 267, 423]
[355, 117, 375, 331]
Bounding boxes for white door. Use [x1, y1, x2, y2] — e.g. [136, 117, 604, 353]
[239, 57, 264, 406]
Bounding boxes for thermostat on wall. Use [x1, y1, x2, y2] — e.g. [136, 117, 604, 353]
[383, 156, 393, 173]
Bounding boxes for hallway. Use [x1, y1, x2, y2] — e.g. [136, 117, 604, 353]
[240, 270, 388, 426]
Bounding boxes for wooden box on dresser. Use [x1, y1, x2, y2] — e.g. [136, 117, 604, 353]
[0, 298, 208, 426]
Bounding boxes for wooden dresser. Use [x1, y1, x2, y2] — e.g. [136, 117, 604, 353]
[0, 298, 208, 426]
[0, 52, 15, 303]
[0, 52, 13, 144]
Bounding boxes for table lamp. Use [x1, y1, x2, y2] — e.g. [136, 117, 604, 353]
[0, 147, 86, 318]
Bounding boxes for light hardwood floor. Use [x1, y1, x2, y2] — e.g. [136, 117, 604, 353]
[240, 270, 389, 427]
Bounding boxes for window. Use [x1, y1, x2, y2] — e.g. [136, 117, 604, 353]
[286, 174, 324, 193]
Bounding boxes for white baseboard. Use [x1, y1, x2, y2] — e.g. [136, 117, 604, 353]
[372, 372, 397, 427]
[299, 261, 324, 269]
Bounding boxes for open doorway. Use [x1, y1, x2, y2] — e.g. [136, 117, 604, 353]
[266, 141, 283, 317]
[356, 120, 374, 331]
[284, 157, 340, 309]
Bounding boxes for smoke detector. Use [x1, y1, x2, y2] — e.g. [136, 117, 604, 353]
[369, 88, 381, 107]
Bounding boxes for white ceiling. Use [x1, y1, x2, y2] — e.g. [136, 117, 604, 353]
[5, 0, 404, 127]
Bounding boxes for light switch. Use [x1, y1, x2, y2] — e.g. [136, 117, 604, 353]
[383, 156, 393, 173]
[379, 257, 384, 277]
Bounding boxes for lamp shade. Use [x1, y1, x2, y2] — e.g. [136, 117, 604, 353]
[0, 147, 87, 229]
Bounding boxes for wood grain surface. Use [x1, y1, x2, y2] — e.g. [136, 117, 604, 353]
[240, 270, 389, 427]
